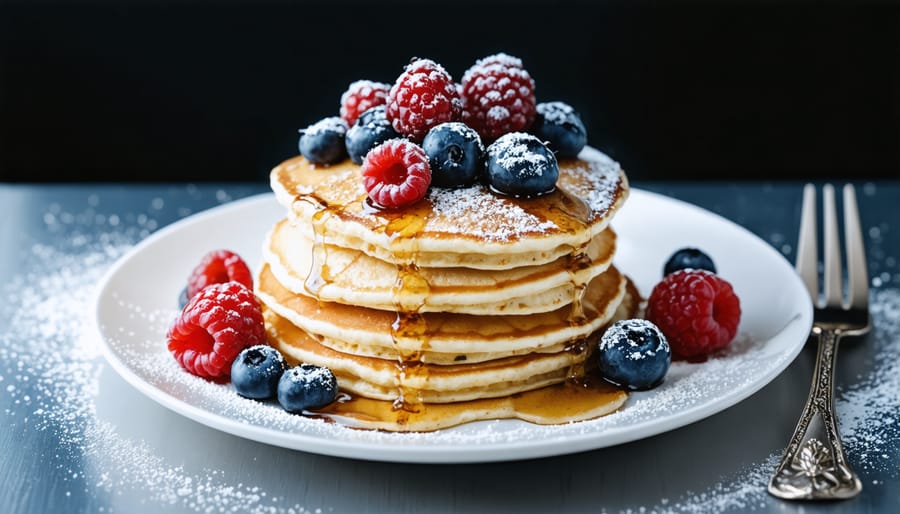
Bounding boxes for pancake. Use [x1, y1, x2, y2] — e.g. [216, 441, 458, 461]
[264, 306, 589, 402]
[259, 278, 641, 431]
[258, 149, 638, 431]
[311, 377, 628, 432]
[262, 277, 639, 404]
[256, 263, 627, 363]
[270, 153, 628, 269]
[263, 217, 617, 314]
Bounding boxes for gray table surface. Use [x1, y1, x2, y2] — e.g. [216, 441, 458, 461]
[1, 181, 898, 514]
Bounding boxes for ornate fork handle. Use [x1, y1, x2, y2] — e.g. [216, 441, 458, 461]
[768, 328, 862, 500]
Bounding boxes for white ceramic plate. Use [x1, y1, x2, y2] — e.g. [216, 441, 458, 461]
[95, 187, 812, 463]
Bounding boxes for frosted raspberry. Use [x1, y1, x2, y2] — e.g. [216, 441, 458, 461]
[461, 53, 536, 141]
[167, 282, 266, 381]
[361, 139, 431, 209]
[386, 58, 462, 142]
[186, 249, 253, 300]
[646, 270, 742, 360]
[339, 80, 390, 126]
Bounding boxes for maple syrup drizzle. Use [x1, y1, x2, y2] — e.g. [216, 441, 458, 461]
[298, 194, 333, 298]
[313, 369, 625, 431]
[511, 184, 598, 384]
[381, 202, 433, 414]
[279, 158, 629, 430]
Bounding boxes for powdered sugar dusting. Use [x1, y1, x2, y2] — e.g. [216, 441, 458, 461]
[428, 185, 556, 242]
[301, 116, 347, 137]
[486, 132, 556, 179]
[609, 288, 900, 513]
[0, 195, 318, 513]
[562, 153, 624, 217]
[537, 101, 577, 123]
[3, 188, 899, 512]
[339, 80, 389, 125]
[600, 319, 670, 361]
[460, 52, 530, 88]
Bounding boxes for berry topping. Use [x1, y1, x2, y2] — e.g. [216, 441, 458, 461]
[532, 101, 587, 158]
[345, 106, 400, 165]
[663, 247, 717, 276]
[386, 58, 462, 142]
[597, 319, 671, 390]
[277, 363, 339, 413]
[361, 139, 432, 209]
[421, 122, 484, 188]
[178, 286, 189, 310]
[298, 117, 349, 165]
[461, 53, 536, 141]
[167, 282, 266, 381]
[339, 80, 390, 126]
[231, 345, 287, 399]
[484, 132, 558, 197]
[186, 249, 253, 300]
[646, 270, 742, 359]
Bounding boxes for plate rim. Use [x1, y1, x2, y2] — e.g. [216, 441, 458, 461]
[93, 188, 813, 463]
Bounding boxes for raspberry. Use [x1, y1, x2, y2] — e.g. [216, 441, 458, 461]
[460, 53, 536, 141]
[645, 270, 741, 360]
[186, 250, 253, 300]
[386, 58, 462, 142]
[361, 139, 431, 209]
[167, 282, 266, 381]
[339, 80, 390, 126]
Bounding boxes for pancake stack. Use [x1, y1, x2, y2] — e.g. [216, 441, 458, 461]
[256, 151, 635, 431]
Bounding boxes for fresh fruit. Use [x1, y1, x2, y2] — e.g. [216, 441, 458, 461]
[484, 132, 558, 197]
[167, 282, 266, 381]
[663, 248, 717, 276]
[421, 122, 484, 188]
[597, 319, 671, 390]
[361, 139, 432, 209]
[345, 106, 400, 165]
[460, 53, 536, 141]
[385, 58, 462, 142]
[231, 345, 287, 399]
[298, 117, 349, 165]
[646, 270, 741, 359]
[531, 101, 587, 158]
[277, 363, 339, 413]
[178, 286, 189, 310]
[186, 249, 253, 300]
[340, 80, 390, 126]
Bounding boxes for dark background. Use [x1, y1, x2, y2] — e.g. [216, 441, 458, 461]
[1, 0, 898, 183]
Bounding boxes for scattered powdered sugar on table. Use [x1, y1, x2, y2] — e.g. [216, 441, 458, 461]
[0, 199, 320, 514]
[610, 288, 900, 513]
[2, 190, 899, 513]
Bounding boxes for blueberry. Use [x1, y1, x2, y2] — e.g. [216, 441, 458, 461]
[532, 102, 588, 158]
[597, 319, 671, 390]
[663, 247, 717, 276]
[484, 132, 559, 197]
[178, 286, 189, 310]
[299, 117, 348, 165]
[231, 345, 287, 399]
[422, 122, 484, 188]
[345, 106, 400, 165]
[277, 363, 338, 413]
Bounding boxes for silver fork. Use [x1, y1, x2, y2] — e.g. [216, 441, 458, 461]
[768, 184, 871, 500]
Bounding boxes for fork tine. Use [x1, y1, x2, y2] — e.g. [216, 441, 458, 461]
[843, 184, 869, 309]
[823, 184, 843, 307]
[796, 184, 819, 303]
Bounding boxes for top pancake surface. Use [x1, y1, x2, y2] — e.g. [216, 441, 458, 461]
[270, 151, 628, 267]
